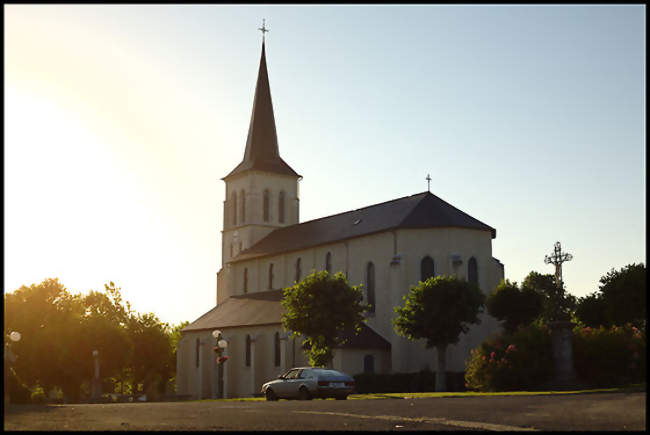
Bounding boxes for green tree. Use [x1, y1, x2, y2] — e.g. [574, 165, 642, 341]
[170, 321, 190, 355]
[521, 271, 576, 322]
[81, 285, 133, 394]
[4, 278, 178, 403]
[126, 312, 173, 400]
[487, 279, 543, 334]
[281, 271, 368, 367]
[598, 263, 646, 328]
[575, 292, 608, 328]
[393, 275, 485, 391]
[3, 278, 87, 402]
[576, 263, 646, 328]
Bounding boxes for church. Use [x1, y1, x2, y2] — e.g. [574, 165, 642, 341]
[176, 36, 504, 399]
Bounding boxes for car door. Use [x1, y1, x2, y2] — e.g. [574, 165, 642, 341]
[298, 369, 317, 394]
[275, 369, 299, 397]
[286, 369, 304, 398]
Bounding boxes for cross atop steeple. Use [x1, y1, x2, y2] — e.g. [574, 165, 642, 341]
[426, 174, 431, 192]
[222, 23, 299, 181]
[258, 18, 269, 42]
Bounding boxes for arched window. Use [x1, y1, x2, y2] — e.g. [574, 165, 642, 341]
[468, 257, 478, 286]
[325, 252, 332, 273]
[245, 334, 251, 367]
[279, 191, 285, 224]
[363, 354, 375, 373]
[268, 263, 274, 289]
[421, 256, 435, 282]
[231, 191, 237, 226]
[263, 189, 270, 222]
[243, 268, 248, 293]
[295, 257, 301, 282]
[240, 190, 246, 223]
[195, 338, 200, 368]
[274, 332, 281, 367]
[366, 262, 375, 314]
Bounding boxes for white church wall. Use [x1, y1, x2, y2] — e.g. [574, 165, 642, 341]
[176, 330, 217, 399]
[231, 241, 350, 297]
[221, 170, 299, 266]
[343, 232, 395, 337]
[217, 324, 307, 398]
[216, 266, 234, 305]
[313, 242, 347, 275]
[176, 335, 191, 396]
[219, 225, 502, 389]
[224, 170, 299, 228]
[392, 227, 502, 373]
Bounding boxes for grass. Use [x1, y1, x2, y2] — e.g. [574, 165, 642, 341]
[192, 383, 645, 402]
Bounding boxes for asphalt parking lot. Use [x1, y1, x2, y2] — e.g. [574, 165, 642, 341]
[4, 391, 646, 431]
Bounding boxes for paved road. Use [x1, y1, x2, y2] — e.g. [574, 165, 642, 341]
[4, 392, 645, 431]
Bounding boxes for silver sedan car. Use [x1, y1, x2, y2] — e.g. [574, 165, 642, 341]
[261, 367, 355, 401]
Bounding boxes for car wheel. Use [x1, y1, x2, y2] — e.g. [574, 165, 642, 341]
[335, 395, 348, 400]
[298, 387, 311, 401]
[265, 389, 278, 401]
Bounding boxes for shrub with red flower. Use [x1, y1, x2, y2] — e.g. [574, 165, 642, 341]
[572, 323, 646, 387]
[464, 323, 553, 392]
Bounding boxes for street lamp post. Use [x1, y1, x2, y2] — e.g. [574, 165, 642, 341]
[91, 350, 102, 402]
[4, 331, 21, 405]
[212, 330, 229, 398]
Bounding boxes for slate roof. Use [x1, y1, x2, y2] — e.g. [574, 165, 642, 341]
[337, 325, 392, 351]
[182, 289, 285, 333]
[182, 289, 392, 351]
[232, 191, 496, 263]
[223, 42, 300, 181]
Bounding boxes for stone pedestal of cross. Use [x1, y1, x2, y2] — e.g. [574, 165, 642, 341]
[544, 241, 576, 387]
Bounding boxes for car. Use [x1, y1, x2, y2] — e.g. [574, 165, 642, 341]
[261, 367, 355, 401]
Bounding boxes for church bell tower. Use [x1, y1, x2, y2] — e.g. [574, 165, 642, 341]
[220, 36, 301, 266]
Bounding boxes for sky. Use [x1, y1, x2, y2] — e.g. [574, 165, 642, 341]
[4, 4, 646, 326]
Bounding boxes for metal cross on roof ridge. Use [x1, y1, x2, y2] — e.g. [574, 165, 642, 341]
[426, 174, 431, 192]
[258, 18, 269, 42]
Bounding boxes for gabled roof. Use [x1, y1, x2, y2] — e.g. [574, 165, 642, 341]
[231, 191, 496, 263]
[223, 42, 300, 181]
[182, 289, 284, 333]
[337, 324, 391, 351]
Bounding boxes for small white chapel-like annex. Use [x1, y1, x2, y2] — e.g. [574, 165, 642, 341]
[176, 35, 504, 399]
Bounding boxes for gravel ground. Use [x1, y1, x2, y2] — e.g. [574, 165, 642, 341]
[4, 391, 646, 431]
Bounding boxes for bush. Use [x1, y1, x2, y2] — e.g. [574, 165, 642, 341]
[464, 323, 553, 391]
[572, 323, 646, 387]
[466, 322, 647, 391]
[353, 370, 465, 393]
[30, 385, 48, 403]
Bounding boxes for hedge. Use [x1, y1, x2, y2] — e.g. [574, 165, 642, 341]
[353, 370, 465, 393]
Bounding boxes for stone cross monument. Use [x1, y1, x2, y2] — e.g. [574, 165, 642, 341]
[544, 241, 573, 288]
[544, 241, 576, 387]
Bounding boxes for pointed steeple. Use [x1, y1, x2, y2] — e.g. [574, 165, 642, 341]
[223, 41, 300, 180]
